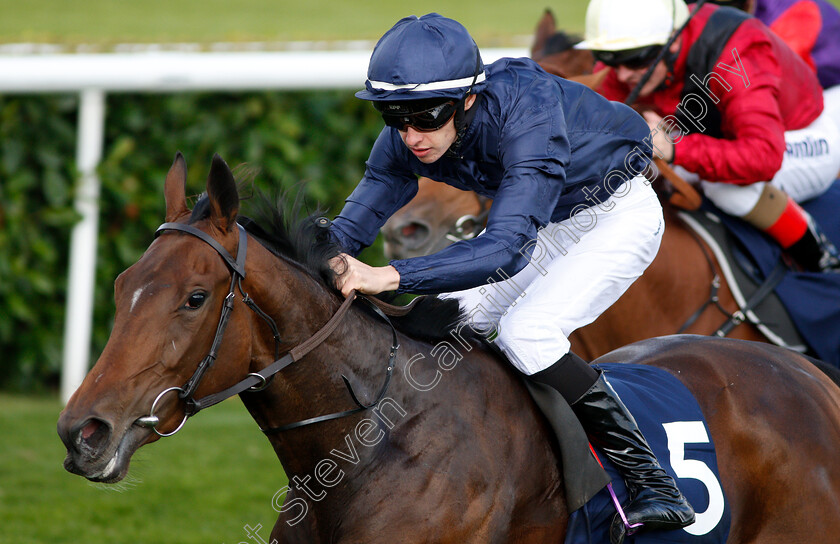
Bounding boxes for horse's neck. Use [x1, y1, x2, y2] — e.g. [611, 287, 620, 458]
[240, 283, 569, 535]
[237, 255, 404, 462]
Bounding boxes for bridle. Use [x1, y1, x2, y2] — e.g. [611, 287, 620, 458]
[445, 193, 491, 243]
[135, 220, 399, 437]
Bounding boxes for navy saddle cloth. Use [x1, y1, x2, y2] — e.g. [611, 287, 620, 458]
[565, 364, 732, 544]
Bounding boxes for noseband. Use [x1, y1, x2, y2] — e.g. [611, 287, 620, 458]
[136, 220, 399, 436]
[445, 193, 491, 243]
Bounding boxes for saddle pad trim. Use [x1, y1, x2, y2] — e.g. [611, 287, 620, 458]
[676, 210, 808, 351]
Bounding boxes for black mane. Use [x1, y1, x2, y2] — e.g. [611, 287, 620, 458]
[191, 190, 471, 344]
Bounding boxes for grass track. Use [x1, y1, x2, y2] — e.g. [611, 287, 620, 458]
[3, 0, 838, 47]
[4, 0, 838, 50]
[0, 393, 286, 544]
[0, 0, 589, 46]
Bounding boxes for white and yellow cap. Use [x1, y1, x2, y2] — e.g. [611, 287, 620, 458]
[576, 0, 690, 51]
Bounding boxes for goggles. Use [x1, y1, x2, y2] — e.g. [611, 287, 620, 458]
[593, 45, 664, 70]
[374, 97, 460, 132]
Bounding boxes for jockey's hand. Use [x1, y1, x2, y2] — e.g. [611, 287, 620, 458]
[328, 253, 400, 298]
[642, 110, 675, 163]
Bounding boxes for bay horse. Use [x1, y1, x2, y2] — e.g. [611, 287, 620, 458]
[381, 178, 491, 258]
[58, 154, 840, 543]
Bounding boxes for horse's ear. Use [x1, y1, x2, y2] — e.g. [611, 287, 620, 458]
[164, 152, 189, 222]
[206, 153, 239, 232]
[531, 9, 557, 60]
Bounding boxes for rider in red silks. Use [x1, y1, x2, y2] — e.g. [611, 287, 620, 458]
[581, 0, 840, 273]
[686, 0, 840, 89]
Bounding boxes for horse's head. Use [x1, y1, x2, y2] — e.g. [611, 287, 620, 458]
[57, 153, 257, 482]
[381, 178, 490, 259]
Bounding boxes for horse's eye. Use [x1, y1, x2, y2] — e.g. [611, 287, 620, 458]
[185, 292, 206, 310]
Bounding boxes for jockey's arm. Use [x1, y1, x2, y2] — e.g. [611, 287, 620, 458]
[387, 101, 569, 294]
[672, 33, 789, 183]
[330, 132, 421, 256]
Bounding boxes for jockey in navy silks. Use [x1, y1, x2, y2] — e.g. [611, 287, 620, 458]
[327, 13, 696, 538]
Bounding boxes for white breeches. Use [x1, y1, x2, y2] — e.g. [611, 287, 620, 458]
[442, 175, 663, 375]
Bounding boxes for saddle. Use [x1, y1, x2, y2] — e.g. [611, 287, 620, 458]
[674, 184, 840, 368]
[370, 294, 613, 510]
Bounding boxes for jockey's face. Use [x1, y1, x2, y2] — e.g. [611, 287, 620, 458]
[614, 60, 669, 97]
[613, 37, 681, 98]
[399, 94, 476, 164]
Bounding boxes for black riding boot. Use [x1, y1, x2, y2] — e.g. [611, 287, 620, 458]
[787, 213, 840, 272]
[529, 352, 695, 544]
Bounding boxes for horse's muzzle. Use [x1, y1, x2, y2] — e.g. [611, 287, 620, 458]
[57, 413, 137, 483]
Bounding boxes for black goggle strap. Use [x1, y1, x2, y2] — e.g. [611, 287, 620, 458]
[466, 47, 481, 95]
[595, 45, 662, 68]
[379, 47, 482, 132]
[446, 51, 483, 157]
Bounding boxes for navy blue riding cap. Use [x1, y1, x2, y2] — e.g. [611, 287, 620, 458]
[356, 13, 487, 102]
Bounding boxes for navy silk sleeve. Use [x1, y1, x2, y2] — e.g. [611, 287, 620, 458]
[330, 130, 419, 256]
[331, 59, 642, 296]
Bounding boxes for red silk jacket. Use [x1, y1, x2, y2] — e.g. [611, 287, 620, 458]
[598, 4, 823, 185]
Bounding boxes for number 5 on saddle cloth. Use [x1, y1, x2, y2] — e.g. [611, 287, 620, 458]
[565, 364, 732, 544]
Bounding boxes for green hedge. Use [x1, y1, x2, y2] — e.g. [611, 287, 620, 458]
[0, 90, 385, 392]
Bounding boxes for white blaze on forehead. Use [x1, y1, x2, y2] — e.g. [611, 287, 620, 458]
[130, 282, 153, 313]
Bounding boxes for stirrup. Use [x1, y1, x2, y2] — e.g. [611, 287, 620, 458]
[610, 516, 640, 544]
[807, 214, 840, 272]
[817, 240, 840, 272]
[605, 482, 644, 544]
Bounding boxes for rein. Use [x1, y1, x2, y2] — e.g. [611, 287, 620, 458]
[135, 221, 399, 437]
[675, 221, 733, 334]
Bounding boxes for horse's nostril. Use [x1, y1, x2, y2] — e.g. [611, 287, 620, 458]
[81, 420, 100, 440]
[401, 223, 418, 237]
[75, 418, 111, 456]
[401, 222, 430, 243]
